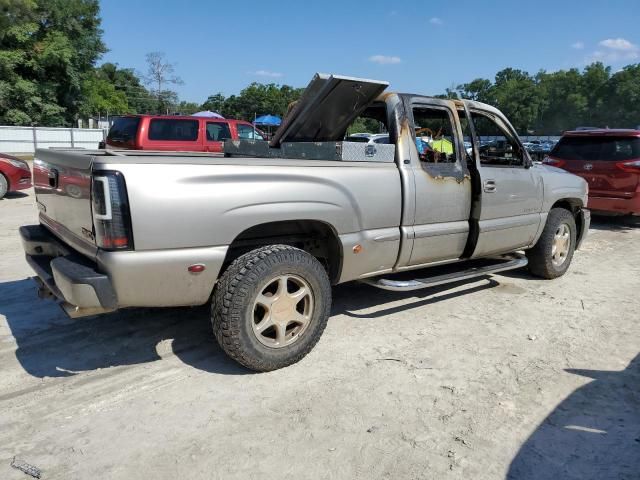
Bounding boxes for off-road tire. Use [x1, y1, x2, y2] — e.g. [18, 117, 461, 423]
[0, 173, 8, 199]
[211, 245, 331, 371]
[526, 208, 576, 279]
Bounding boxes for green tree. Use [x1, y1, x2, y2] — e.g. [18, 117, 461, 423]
[79, 72, 128, 118]
[490, 68, 541, 133]
[0, 0, 106, 125]
[604, 64, 640, 128]
[456, 78, 493, 102]
[207, 83, 304, 120]
[96, 62, 155, 114]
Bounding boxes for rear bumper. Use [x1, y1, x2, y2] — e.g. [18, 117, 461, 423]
[20, 224, 229, 317]
[20, 225, 117, 317]
[587, 192, 640, 215]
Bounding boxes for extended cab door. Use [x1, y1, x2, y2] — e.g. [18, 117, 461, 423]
[465, 106, 543, 257]
[404, 98, 472, 266]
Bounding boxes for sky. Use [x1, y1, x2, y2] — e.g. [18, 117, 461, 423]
[99, 0, 640, 103]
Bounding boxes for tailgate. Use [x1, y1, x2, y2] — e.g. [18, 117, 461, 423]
[33, 149, 97, 256]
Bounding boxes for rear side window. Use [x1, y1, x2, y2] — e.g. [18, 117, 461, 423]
[552, 136, 640, 161]
[206, 122, 232, 141]
[107, 117, 140, 141]
[148, 119, 199, 141]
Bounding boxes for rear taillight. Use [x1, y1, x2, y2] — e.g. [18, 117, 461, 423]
[91, 171, 134, 250]
[615, 160, 640, 173]
[542, 156, 566, 168]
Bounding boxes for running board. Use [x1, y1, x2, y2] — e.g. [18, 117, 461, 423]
[360, 254, 528, 292]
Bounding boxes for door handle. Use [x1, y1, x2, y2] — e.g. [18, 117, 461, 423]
[483, 180, 496, 193]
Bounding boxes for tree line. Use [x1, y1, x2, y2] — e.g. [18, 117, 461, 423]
[437, 64, 640, 134]
[1, 0, 639, 133]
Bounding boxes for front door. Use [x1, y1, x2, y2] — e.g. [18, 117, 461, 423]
[407, 99, 472, 266]
[467, 107, 543, 257]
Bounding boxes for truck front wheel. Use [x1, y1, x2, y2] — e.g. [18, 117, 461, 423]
[211, 245, 331, 371]
[526, 208, 577, 279]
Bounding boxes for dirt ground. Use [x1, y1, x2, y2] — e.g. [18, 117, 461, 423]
[0, 189, 638, 480]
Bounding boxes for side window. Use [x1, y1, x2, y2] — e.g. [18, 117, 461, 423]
[412, 107, 458, 164]
[470, 112, 525, 167]
[148, 119, 199, 141]
[237, 123, 262, 140]
[206, 122, 232, 141]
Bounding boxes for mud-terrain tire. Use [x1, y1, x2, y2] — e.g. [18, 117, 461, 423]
[0, 173, 8, 199]
[211, 245, 331, 371]
[526, 208, 576, 279]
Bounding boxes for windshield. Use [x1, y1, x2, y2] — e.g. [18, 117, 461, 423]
[107, 117, 140, 142]
[552, 136, 640, 161]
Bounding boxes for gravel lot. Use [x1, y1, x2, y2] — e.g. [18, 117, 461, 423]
[1, 189, 638, 480]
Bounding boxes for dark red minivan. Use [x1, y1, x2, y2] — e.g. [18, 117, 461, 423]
[544, 129, 640, 215]
[105, 115, 265, 153]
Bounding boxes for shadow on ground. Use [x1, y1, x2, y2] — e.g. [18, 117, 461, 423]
[590, 214, 640, 232]
[1, 279, 247, 377]
[2, 273, 501, 378]
[0, 191, 29, 200]
[333, 277, 499, 319]
[508, 354, 640, 479]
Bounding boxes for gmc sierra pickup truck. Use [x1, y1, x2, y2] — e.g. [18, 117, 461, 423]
[21, 74, 590, 371]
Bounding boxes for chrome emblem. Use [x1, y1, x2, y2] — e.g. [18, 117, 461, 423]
[584, 163, 593, 171]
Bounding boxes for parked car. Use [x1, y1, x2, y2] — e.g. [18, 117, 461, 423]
[104, 115, 265, 153]
[0, 153, 32, 199]
[22, 73, 589, 371]
[544, 129, 640, 215]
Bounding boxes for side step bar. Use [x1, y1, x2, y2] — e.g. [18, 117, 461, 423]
[360, 254, 528, 292]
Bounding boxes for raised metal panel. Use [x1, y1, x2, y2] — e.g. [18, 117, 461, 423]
[270, 73, 389, 146]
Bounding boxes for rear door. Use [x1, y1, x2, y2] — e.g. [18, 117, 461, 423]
[467, 107, 543, 257]
[549, 135, 640, 198]
[146, 118, 201, 151]
[204, 121, 232, 152]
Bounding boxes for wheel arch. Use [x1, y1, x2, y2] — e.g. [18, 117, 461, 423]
[550, 198, 587, 247]
[222, 219, 343, 284]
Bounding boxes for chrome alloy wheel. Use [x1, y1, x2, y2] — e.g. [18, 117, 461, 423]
[551, 223, 571, 267]
[252, 274, 314, 348]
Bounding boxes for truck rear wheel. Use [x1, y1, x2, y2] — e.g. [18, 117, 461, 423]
[526, 208, 576, 279]
[211, 245, 331, 371]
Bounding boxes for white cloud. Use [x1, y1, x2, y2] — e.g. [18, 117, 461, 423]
[586, 38, 639, 63]
[599, 38, 637, 51]
[369, 55, 402, 65]
[252, 70, 283, 78]
[429, 17, 443, 25]
[571, 41, 584, 50]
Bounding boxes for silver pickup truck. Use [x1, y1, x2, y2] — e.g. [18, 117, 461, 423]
[21, 74, 590, 371]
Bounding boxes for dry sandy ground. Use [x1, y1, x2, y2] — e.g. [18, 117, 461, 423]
[0, 189, 638, 480]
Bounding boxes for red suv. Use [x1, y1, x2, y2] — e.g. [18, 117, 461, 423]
[544, 129, 640, 215]
[105, 115, 265, 153]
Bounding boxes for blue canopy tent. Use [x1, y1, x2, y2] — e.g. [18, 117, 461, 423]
[253, 114, 282, 126]
[253, 114, 282, 139]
